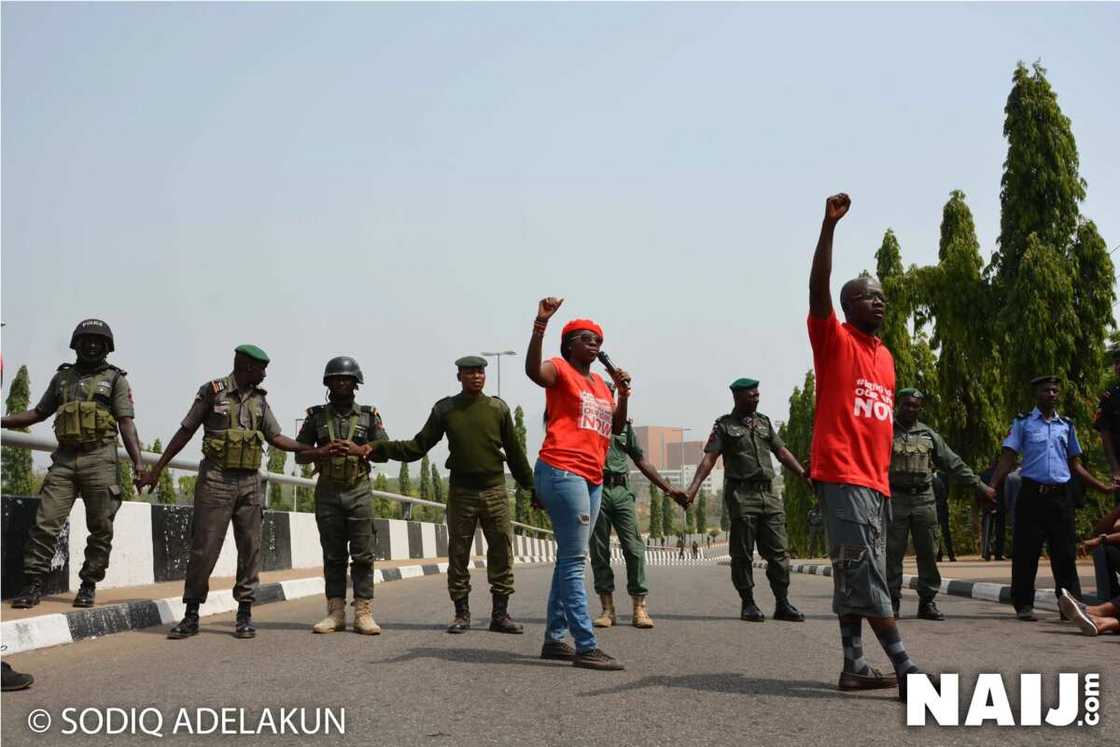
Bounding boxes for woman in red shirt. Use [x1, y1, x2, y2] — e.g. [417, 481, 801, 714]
[525, 297, 630, 671]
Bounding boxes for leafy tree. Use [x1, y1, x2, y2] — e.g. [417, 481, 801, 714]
[266, 445, 287, 506]
[696, 488, 708, 532]
[779, 371, 815, 553]
[513, 405, 531, 528]
[117, 460, 137, 500]
[648, 485, 662, 537]
[296, 463, 315, 512]
[398, 462, 412, 497]
[684, 504, 695, 535]
[1, 365, 34, 495]
[372, 472, 397, 518]
[177, 475, 197, 504]
[876, 229, 916, 387]
[660, 491, 674, 538]
[418, 455, 431, 500]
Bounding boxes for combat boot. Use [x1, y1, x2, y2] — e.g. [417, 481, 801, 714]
[11, 576, 44, 609]
[234, 602, 256, 639]
[917, 601, 945, 621]
[448, 598, 470, 634]
[312, 597, 347, 633]
[773, 598, 805, 622]
[489, 594, 524, 634]
[168, 603, 200, 639]
[740, 596, 765, 622]
[631, 595, 654, 629]
[592, 593, 616, 628]
[73, 580, 96, 608]
[353, 598, 381, 635]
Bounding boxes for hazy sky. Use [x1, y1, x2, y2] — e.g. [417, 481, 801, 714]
[3, 2, 1118, 474]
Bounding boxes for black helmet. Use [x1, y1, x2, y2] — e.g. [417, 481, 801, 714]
[69, 319, 114, 353]
[323, 356, 363, 385]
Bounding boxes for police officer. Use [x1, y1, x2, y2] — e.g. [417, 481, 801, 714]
[886, 388, 995, 620]
[295, 356, 387, 636]
[4, 320, 143, 609]
[368, 356, 532, 634]
[589, 396, 685, 630]
[138, 345, 312, 639]
[685, 378, 809, 622]
[1094, 345, 1120, 506]
[989, 375, 1115, 621]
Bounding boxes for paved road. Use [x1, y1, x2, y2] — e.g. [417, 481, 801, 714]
[2, 564, 1114, 745]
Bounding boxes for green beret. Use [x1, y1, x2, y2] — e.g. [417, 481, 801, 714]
[234, 344, 270, 363]
[897, 388, 923, 400]
[455, 355, 488, 369]
[729, 378, 759, 392]
[1030, 374, 1059, 386]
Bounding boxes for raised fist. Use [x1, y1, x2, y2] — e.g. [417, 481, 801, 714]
[537, 297, 564, 320]
[824, 193, 851, 223]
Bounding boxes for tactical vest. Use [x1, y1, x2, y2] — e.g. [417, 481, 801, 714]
[719, 415, 774, 481]
[889, 431, 934, 489]
[202, 394, 266, 470]
[313, 405, 376, 487]
[52, 366, 120, 447]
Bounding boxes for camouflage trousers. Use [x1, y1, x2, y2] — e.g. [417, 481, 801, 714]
[315, 480, 375, 600]
[446, 484, 514, 602]
[23, 442, 122, 584]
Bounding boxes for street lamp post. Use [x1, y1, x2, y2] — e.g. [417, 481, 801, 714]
[480, 350, 518, 398]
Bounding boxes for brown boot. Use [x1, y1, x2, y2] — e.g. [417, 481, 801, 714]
[592, 593, 616, 628]
[631, 595, 654, 629]
[353, 598, 382, 636]
[312, 597, 347, 634]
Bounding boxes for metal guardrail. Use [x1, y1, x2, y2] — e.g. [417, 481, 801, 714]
[1, 430, 553, 536]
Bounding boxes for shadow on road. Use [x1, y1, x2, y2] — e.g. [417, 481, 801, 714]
[383, 646, 558, 669]
[578, 672, 867, 702]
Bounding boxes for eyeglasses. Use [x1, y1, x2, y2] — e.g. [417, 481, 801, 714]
[568, 333, 603, 345]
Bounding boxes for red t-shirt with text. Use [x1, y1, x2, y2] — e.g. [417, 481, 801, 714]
[539, 357, 615, 485]
[808, 311, 895, 496]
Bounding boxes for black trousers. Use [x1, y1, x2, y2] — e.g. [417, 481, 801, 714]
[1011, 479, 1081, 610]
[936, 498, 955, 559]
[981, 501, 1007, 559]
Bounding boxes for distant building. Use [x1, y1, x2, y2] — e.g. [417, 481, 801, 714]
[633, 425, 685, 471]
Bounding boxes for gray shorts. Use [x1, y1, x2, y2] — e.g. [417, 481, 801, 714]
[817, 482, 893, 618]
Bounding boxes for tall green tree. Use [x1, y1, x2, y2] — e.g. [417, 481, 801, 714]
[266, 445, 287, 506]
[418, 455, 431, 500]
[513, 405, 531, 528]
[876, 229, 917, 387]
[660, 491, 674, 538]
[720, 502, 730, 532]
[117, 460, 136, 501]
[684, 504, 695, 535]
[992, 62, 1114, 419]
[296, 464, 315, 512]
[177, 475, 197, 504]
[1, 365, 34, 495]
[696, 488, 708, 532]
[150, 439, 177, 505]
[430, 462, 444, 504]
[779, 371, 816, 553]
[398, 462, 412, 497]
[648, 485, 662, 538]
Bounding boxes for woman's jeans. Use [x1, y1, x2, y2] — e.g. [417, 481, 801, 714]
[535, 460, 603, 653]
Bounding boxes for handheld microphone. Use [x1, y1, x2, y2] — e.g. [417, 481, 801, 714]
[596, 351, 631, 387]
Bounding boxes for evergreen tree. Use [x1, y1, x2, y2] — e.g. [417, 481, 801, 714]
[684, 504, 695, 535]
[177, 475, 197, 504]
[648, 485, 662, 537]
[151, 439, 176, 505]
[993, 62, 1115, 419]
[431, 462, 444, 504]
[266, 445, 287, 506]
[696, 488, 708, 532]
[779, 371, 816, 553]
[296, 464, 315, 512]
[372, 472, 396, 518]
[419, 455, 431, 500]
[720, 502, 730, 532]
[1, 365, 34, 495]
[876, 229, 917, 387]
[660, 491, 674, 538]
[513, 405, 531, 527]
[398, 462, 412, 497]
[117, 460, 136, 500]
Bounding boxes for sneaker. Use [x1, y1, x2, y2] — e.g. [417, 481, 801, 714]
[540, 641, 576, 661]
[572, 648, 625, 671]
[1058, 589, 1098, 637]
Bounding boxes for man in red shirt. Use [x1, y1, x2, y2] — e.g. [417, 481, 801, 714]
[808, 193, 927, 702]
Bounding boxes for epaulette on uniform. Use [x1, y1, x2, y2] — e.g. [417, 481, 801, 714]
[106, 364, 127, 376]
[307, 405, 326, 417]
[360, 405, 378, 415]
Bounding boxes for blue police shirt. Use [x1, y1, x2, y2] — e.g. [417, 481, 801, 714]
[1002, 408, 1082, 485]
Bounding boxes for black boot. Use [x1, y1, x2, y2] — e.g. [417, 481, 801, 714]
[773, 598, 805, 622]
[168, 603, 201, 639]
[234, 602, 256, 639]
[740, 597, 765, 622]
[1, 662, 34, 692]
[73, 580, 96, 608]
[11, 576, 44, 609]
[447, 598, 470, 634]
[489, 594, 524, 634]
[917, 601, 945, 621]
